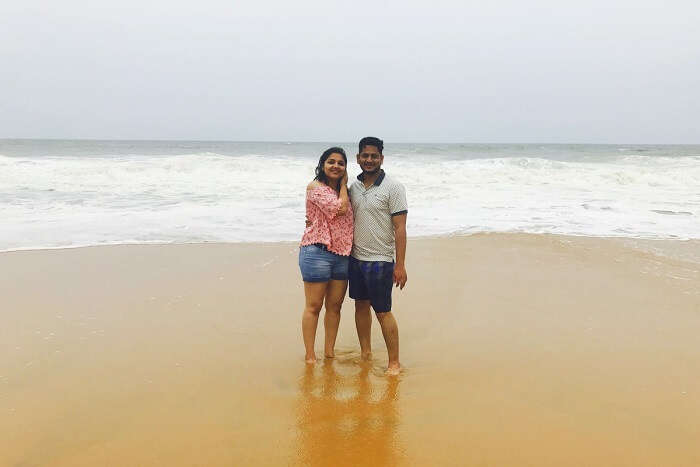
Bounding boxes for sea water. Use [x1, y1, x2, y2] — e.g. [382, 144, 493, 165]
[1, 140, 698, 251]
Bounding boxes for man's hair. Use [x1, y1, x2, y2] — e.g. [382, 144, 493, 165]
[358, 136, 384, 154]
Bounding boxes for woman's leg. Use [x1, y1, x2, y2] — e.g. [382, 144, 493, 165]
[323, 279, 348, 358]
[302, 281, 328, 363]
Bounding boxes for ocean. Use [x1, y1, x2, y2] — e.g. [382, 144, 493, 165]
[1, 139, 699, 252]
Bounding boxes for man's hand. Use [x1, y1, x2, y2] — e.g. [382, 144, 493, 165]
[391, 213, 407, 290]
[393, 264, 407, 289]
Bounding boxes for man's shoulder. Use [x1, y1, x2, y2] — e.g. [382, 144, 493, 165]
[381, 173, 403, 186]
[349, 179, 363, 191]
[381, 174, 405, 192]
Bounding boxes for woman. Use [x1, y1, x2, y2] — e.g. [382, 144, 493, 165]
[299, 147, 354, 364]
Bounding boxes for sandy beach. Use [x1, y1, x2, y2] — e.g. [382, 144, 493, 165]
[1, 234, 699, 466]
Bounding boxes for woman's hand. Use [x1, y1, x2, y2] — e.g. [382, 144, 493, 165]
[337, 199, 349, 215]
[338, 172, 350, 215]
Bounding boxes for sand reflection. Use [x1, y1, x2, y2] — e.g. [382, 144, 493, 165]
[295, 355, 402, 466]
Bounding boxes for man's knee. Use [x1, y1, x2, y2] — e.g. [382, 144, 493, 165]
[375, 311, 395, 323]
[355, 300, 371, 313]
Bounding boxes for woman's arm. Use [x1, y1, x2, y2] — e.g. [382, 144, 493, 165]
[307, 182, 343, 219]
[337, 172, 349, 215]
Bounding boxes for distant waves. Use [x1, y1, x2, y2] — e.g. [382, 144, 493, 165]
[1, 146, 699, 251]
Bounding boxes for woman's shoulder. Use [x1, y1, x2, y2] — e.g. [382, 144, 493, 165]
[306, 180, 327, 191]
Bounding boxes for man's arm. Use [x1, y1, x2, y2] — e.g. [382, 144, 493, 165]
[392, 213, 407, 289]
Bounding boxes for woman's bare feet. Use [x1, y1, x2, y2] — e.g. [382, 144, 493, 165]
[361, 351, 372, 361]
[305, 354, 317, 364]
[386, 362, 401, 376]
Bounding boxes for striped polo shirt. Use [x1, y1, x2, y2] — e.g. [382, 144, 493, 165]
[349, 170, 408, 262]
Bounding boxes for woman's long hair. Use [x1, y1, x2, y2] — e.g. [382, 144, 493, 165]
[314, 147, 348, 193]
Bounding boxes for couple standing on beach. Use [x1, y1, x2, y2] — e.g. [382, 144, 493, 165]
[299, 137, 408, 375]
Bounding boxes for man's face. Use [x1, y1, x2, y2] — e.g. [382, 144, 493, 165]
[357, 145, 384, 174]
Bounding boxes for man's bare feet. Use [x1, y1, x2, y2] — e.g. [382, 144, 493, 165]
[324, 352, 335, 359]
[361, 351, 372, 361]
[305, 355, 317, 364]
[386, 363, 401, 376]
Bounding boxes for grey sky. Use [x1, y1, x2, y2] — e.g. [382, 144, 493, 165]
[2, 0, 699, 143]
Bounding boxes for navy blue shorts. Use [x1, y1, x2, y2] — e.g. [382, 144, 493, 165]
[299, 244, 349, 282]
[348, 256, 394, 313]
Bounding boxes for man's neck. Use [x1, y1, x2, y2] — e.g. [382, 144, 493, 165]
[362, 170, 381, 188]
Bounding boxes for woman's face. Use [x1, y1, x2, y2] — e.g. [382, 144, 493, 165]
[323, 153, 346, 180]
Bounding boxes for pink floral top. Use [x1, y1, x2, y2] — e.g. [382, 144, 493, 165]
[300, 184, 354, 256]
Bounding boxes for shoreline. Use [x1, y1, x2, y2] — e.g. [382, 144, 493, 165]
[3, 231, 699, 265]
[2, 234, 699, 466]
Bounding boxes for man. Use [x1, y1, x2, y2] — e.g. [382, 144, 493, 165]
[348, 136, 407, 375]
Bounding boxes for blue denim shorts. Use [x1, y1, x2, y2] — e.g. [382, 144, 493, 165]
[348, 256, 395, 313]
[299, 244, 349, 282]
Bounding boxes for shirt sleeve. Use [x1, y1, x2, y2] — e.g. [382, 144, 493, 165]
[307, 186, 342, 219]
[389, 182, 408, 216]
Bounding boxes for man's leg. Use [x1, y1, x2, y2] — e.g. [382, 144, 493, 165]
[349, 257, 372, 360]
[323, 279, 347, 358]
[355, 299, 372, 359]
[375, 311, 400, 375]
[371, 261, 400, 374]
[302, 281, 328, 364]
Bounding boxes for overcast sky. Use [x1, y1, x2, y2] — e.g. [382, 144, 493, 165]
[1, 0, 699, 143]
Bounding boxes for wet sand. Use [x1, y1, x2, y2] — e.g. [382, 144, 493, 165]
[1, 234, 699, 466]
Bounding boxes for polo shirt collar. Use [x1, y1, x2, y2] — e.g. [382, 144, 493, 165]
[357, 169, 385, 186]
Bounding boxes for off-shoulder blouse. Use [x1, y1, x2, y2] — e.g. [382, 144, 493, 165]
[300, 184, 353, 256]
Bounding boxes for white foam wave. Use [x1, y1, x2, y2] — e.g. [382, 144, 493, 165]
[1, 153, 699, 251]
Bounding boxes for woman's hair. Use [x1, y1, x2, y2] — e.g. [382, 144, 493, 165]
[314, 146, 348, 191]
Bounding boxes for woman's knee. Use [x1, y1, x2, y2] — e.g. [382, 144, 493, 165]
[305, 301, 323, 314]
[325, 299, 343, 312]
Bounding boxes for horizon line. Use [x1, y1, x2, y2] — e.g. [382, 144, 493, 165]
[1, 137, 699, 146]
